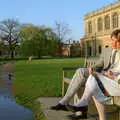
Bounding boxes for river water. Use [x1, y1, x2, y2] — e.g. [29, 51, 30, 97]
[0, 73, 34, 120]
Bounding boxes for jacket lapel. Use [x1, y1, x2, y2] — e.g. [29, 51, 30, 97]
[111, 49, 117, 65]
[103, 48, 112, 69]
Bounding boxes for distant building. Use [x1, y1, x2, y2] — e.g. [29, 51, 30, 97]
[61, 40, 81, 57]
[70, 41, 81, 57]
[62, 43, 71, 56]
[83, 0, 120, 57]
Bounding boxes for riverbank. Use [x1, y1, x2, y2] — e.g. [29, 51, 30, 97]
[2, 62, 44, 120]
[0, 62, 34, 120]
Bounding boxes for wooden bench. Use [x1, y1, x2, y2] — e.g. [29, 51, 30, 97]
[62, 58, 120, 106]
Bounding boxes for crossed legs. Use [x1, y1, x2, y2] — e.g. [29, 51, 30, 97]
[67, 74, 107, 120]
[50, 68, 89, 111]
[59, 68, 89, 105]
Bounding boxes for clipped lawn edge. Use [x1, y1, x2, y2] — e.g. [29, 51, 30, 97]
[33, 100, 47, 120]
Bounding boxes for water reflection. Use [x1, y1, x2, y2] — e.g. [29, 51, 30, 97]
[0, 74, 34, 120]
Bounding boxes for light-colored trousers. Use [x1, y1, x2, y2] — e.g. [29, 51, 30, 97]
[59, 68, 89, 104]
[59, 67, 107, 105]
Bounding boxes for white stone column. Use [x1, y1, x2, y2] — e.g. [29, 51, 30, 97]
[102, 15, 105, 32]
[119, 11, 120, 28]
[95, 18, 97, 33]
[92, 17, 96, 34]
[85, 20, 88, 36]
[110, 12, 112, 30]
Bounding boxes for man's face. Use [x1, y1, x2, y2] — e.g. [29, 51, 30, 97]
[111, 35, 118, 41]
[111, 35, 117, 48]
[117, 33, 120, 41]
[111, 34, 120, 49]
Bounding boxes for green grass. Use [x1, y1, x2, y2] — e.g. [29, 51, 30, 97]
[13, 58, 84, 120]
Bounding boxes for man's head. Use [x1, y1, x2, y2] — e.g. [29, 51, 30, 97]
[111, 29, 120, 49]
[111, 29, 120, 41]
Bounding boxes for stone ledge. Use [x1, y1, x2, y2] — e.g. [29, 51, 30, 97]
[37, 97, 99, 120]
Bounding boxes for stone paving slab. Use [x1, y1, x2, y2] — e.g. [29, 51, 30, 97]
[37, 97, 98, 120]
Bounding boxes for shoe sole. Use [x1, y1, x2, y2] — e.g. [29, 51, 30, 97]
[66, 106, 88, 113]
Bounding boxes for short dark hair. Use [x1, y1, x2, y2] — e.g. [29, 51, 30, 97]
[111, 29, 120, 38]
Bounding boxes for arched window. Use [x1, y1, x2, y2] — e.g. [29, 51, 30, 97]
[97, 17, 103, 32]
[98, 45, 101, 54]
[88, 21, 92, 34]
[104, 15, 110, 30]
[112, 13, 118, 28]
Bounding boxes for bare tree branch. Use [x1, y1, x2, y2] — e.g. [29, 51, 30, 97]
[54, 21, 71, 42]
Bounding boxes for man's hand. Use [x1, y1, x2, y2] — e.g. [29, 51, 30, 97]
[104, 70, 114, 79]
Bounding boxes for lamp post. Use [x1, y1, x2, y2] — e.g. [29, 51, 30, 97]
[91, 32, 96, 57]
[85, 40, 88, 58]
[94, 33, 96, 56]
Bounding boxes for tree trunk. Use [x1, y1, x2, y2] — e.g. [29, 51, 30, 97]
[10, 50, 14, 59]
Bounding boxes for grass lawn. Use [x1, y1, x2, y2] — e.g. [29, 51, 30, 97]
[13, 58, 84, 119]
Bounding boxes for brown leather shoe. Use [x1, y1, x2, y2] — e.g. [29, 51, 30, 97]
[50, 103, 68, 111]
[66, 104, 88, 112]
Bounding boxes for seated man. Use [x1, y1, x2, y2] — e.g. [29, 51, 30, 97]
[50, 29, 120, 120]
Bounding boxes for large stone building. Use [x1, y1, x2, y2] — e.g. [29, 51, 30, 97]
[83, 0, 120, 57]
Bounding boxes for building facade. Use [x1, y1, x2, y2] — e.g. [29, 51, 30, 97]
[83, 1, 120, 57]
[61, 43, 71, 56]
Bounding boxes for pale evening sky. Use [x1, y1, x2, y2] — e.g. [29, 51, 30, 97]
[0, 0, 117, 41]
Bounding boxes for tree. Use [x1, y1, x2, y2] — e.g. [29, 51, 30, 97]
[54, 21, 71, 42]
[20, 25, 42, 57]
[54, 21, 71, 56]
[20, 25, 58, 58]
[0, 41, 5, 56]
[0, 18, 21, 58]
[43, 27, 58, 56]
[70, 43, 81, 57]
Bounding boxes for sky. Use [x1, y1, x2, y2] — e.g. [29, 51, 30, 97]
[0, 0, 117, 41]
